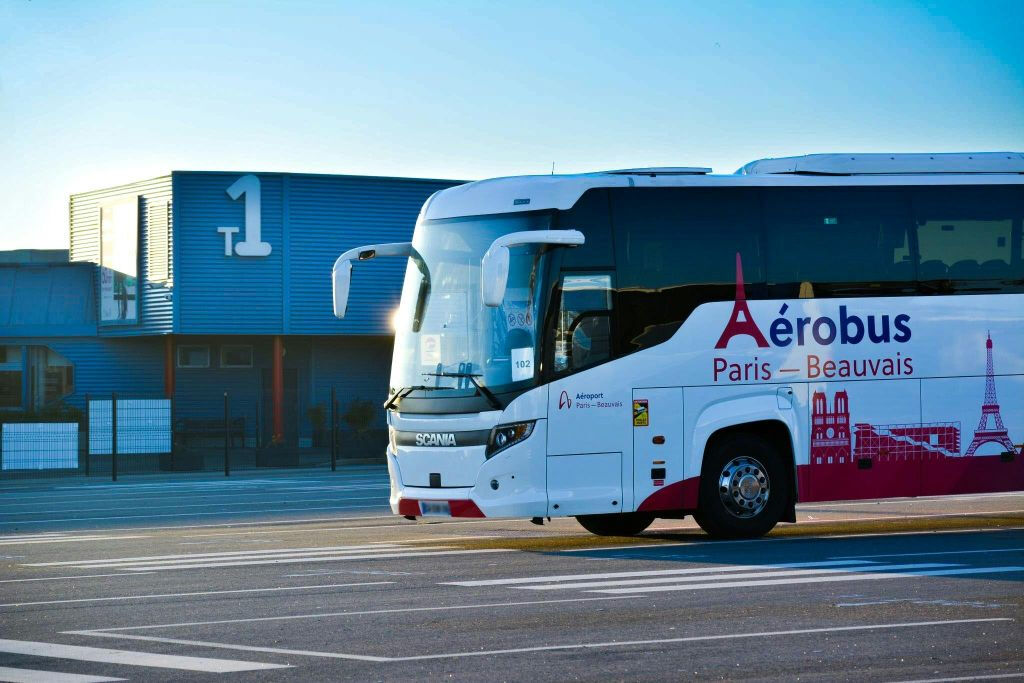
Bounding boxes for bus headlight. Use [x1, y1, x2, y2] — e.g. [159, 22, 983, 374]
[485, 421, 535, 459]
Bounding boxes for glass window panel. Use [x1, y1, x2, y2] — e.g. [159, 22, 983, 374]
[177, 345, 210, 368]
[763, 187, 913, 286]
[220, 345, 253, 368]
[612, 188, 764, 289]
[554, 273, 613, 373]
[0, 370, 21, 408]
[912, 186, 1023, 282]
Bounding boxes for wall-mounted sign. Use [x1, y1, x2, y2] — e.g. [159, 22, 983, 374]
[217, 174, 272, 257]
[100, 197, 139, 323]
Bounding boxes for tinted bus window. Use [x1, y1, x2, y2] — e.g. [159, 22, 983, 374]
[763, 187, 914, 296]
[557, 189, 614, 268]
[912, 186, 1023, 286]
[611, 188, 764, 289]
[610, 187, 764, 352]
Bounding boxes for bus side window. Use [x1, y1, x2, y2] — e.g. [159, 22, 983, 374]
[554, 273, 613, 373]
[912, 186, 1023, 289]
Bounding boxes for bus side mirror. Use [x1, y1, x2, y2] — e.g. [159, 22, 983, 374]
[481, 230, 586, 307]
[481, 246, 511, 307]
[332, 259, 353, 317]
[332, 242, 416, 318]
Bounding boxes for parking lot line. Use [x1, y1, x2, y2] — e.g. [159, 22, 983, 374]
[0, 581, 394, 608]
[0, 666, 124, 682]
[0, 639, 289, 672]
[592, 565, 1024, 594]
[69, 618, 1015, 663]
[443, 559, 876, 587]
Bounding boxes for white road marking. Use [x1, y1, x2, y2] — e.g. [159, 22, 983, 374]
[69, 618, 1015, 663]
[8, 503, 391, 524]
[832, 547, 1024, 560]
[72, 596, 633, 632]
[0, 639, 288, 672]
[518, 563, 955, 591]
[592, 566, 1024, 594]
[887, 673, 1024, 683]
[24, 543, 413, 567]
[0, 582, 394, 608]
[384, 618, 1015, 662]
[443, 559, 876, 587]
[65, 632, 391, 663]
[0, 497, 385, 515]
[0, 573, 155, 584]
[111, 548, 514, 572]
[0, 666, 124, 682]
[0, 536, 149, 546]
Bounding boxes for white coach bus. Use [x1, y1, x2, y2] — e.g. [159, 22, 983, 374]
[333, 152, 1024, 538]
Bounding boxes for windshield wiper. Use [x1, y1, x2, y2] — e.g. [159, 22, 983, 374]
[383, 385, 442, 411]
[423, 372, 504, 411]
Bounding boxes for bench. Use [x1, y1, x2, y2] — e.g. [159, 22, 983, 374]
[173, 417, 246, 448]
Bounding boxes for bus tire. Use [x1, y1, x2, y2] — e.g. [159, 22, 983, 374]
[576, 512, 654, 537]
[693, 433, 788, 539]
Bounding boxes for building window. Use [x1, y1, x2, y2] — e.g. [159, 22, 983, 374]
[0, 345, 22, 409]
[99, 196, 140, 323]
[27, 347, 74, 409]
[177, 345, 210, 368]
[220, 345, 253, 368]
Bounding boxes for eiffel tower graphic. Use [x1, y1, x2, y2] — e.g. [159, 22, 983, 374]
[965, 333, 1016, 456]
[714, 252, 769, 349]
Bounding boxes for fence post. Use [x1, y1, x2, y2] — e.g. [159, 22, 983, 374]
[83, 393, 90, 476]
[224, 391, 230, 477]
[111, 392, 117, 482]
[330, 386, 337, 471]
[169, 395, 175, 471]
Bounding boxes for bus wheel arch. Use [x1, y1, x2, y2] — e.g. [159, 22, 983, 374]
[695, 421, 796, 537]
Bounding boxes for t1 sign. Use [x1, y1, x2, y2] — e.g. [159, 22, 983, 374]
[217, 174, 272, 257]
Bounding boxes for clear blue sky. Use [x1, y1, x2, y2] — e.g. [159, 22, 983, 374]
[1, 0, 1022, 250]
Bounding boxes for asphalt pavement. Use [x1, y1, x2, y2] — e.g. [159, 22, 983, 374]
[1, 467, 1022, 682]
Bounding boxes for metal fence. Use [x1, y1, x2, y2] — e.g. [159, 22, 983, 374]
[0, 387, 386, 480]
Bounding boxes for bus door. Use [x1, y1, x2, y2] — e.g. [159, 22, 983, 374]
[632, 387, 684, 511]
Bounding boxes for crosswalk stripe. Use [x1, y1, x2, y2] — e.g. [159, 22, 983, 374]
[517, 563, 956, 591]
[0, 666, 124, 682]
[25, 544, 407, 567]
[591, 565, 1024, 594]
[0, 639, 288, 672]
[114, 548, 514, 572]
[58, 547, 448, 570]
[442, 559, 876, 587]
[0, 581, 395, 608]
[0, 536, 149, 547]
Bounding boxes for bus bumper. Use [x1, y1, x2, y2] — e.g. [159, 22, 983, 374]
[387, 420, 548, 519]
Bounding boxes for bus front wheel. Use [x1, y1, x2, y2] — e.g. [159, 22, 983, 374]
[693, 433, 788, 539]
[576, 512, 654, 537]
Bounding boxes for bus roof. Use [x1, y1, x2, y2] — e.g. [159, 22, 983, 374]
[422, 152, 1024, 221]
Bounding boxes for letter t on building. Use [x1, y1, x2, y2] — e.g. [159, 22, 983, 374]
[217, 226, 240, 256]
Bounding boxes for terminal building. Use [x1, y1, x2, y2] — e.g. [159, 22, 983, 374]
[0, 171, 461, 457]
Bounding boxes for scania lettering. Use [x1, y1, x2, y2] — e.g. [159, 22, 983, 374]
[332, 152, 1024, 538]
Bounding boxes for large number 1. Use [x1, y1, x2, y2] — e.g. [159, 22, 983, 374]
[226, 174, 271, 256]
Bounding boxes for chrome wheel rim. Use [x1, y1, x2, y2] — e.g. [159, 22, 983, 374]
[717, 456, 770, 518]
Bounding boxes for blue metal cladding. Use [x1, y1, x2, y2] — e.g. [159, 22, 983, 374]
[287, 174, 459, 334]
[0, 265, 97, 337]
[2, 337, 165, 408]
[172, 171, 461, 335]
[173, 172, 285, 333]
[68, 175, 174, 336]
[311, 336, 393, 429]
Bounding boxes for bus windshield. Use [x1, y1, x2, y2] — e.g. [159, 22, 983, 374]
[390, 213, 553, 396]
